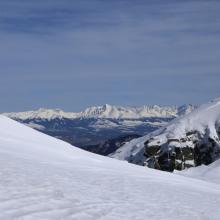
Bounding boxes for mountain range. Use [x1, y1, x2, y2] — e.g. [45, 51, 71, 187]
[3, 104, 195, 120]
[2, 104, 195, 155]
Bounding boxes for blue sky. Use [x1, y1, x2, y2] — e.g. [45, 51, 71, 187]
[0, 0, 220, 111]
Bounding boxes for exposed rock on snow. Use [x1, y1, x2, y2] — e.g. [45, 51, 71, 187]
[111, 98, 220, 171]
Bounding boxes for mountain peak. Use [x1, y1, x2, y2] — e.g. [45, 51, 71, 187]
[2, 104, 196, 120]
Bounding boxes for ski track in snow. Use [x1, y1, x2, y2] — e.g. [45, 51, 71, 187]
[0, 116, 220, 220]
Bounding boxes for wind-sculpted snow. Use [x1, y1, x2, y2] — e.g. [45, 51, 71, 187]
[0, 115, 220, 219]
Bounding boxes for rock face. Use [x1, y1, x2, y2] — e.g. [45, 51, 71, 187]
[144, 98, 220, 172]
[144, 135, 197, 172]
[144, 134, 220, 172]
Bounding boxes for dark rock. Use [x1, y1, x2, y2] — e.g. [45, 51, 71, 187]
[144, 131, 220, 172]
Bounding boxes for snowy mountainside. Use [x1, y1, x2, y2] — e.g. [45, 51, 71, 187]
[178, 159, 220, 185]
[0, 115, 220, 219]
[109, 134, 152, 165]
[111, 98, 220, 171]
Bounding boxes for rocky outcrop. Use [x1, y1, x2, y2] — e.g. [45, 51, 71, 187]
[140, 98, 220, 172]
[144, 129, 220, 172]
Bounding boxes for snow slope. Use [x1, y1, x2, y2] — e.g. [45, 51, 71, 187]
[2, 104, 195, 120]
[144, 97, 220, 147]
[111, 97, 220, 167]
[1, 115, 220, 219]
[179, 159, 220, 185]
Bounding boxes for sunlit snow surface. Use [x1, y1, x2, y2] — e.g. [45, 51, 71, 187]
[0, 116, 220, 220]
[178, 159, 220, 185]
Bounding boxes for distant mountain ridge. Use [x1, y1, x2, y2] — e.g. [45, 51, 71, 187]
[1, 104, 196, 156]
[2, 104, 196, 120]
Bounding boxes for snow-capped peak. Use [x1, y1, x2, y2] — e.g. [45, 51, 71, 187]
[2, 104, 196, 120]
[2, 108, 80, 120]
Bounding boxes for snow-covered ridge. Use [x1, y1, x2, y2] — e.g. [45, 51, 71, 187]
[111, 97, 220, 170]
[2, 104, 195, 120]
[1, 114, 220, 219]
[146, 97, 220, 147]
[2, 108, 80, 120]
